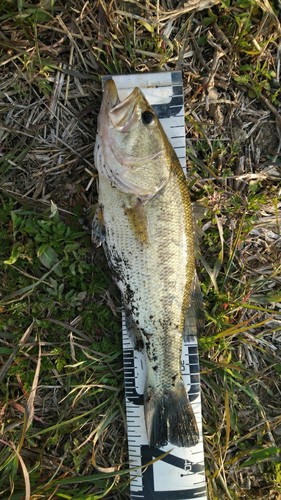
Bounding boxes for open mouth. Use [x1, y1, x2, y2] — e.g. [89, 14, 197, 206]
[103, 78, 120, 109]
[104, 80, 142, 130]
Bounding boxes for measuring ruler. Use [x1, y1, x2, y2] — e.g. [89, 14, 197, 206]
[102, 72, 206, 500]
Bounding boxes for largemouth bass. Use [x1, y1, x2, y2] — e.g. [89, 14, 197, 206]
[94, 79, 199, 448]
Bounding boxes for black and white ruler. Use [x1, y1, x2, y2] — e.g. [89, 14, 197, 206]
[102, 72, 206, 500]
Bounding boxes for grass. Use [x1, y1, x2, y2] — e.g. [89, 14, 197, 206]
[0, 0, 280, 498]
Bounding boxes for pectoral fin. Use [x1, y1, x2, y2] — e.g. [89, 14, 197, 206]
[91, 204, 106, 247]
[124, 197, 148, 244]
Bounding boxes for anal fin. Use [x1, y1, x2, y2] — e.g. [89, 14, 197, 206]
[124, 307, 144, 351]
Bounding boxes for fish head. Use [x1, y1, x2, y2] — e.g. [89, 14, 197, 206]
[96, 79, 172, 198]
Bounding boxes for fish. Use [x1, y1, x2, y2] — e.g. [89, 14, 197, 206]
[93, 78, 200, 448]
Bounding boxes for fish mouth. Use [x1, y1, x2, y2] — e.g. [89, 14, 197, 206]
[103, 79, 120, 107]
[107, 84, 142, 131]
[101, 78, 120, 119]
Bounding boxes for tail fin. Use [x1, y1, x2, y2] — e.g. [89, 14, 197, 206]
[144, 380, 199, 448]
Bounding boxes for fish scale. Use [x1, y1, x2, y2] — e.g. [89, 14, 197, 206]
[99, 169, 191, 340]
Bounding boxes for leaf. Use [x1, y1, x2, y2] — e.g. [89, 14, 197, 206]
[38, 246, 59, 268]
[26, 341, 41, 431]
[37, 245, 62, 276]
[11, 210, 22, 235]
[214, 316, 274, 340]
[138, 19, 154, 32]
[224, 391, 231, 457]
[234, 74, 250, 85]
[3, 243, 28, 265]
[49, 200, 59, 219]
[0, 440, 31, 500]
[241, 446, 281, 467]
[3, 245, 21, 265]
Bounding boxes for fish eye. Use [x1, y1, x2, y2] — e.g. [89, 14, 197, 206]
[141, 110, 155, 125]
